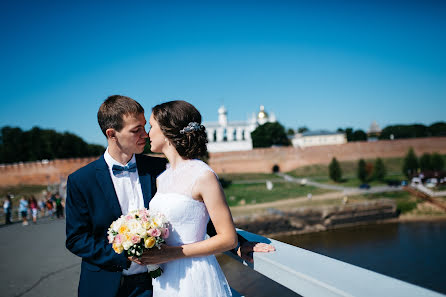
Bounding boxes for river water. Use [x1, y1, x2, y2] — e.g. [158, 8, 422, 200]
[273, 220, 446, 294]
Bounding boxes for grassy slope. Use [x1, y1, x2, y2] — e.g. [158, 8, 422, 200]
[222, 155, 446, 215]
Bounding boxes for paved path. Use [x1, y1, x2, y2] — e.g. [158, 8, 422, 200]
[276, 172, 403, 194]
[0, 218, 80, 297]
[0, 218, 298, 297]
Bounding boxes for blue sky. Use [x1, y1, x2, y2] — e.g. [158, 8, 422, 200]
[1, 0, 445, 146]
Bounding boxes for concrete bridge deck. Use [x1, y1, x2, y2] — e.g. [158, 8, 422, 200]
[0, 218, 79, 297]
[0, 218, 296, 297]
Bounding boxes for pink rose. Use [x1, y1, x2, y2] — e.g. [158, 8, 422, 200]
[131, 235, 141, 244]
[149, 228, 161, 237]
[126, 215, 133, 220]
[115, 234, 124, 245]
[161, 228, 169, 239]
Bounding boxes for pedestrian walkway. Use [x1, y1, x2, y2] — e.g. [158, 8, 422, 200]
[0, 218, 80, 297]
[0, 217, 294, 297]
[277, 172, 403, 195]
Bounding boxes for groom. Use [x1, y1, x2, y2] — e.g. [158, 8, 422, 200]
[66, 95, 274, 297]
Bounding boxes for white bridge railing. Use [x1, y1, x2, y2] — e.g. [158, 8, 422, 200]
[225, 229, 445, 297]
[412, 183, 446, 197]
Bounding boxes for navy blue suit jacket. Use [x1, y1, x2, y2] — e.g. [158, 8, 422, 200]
[65, 154, 166, 297]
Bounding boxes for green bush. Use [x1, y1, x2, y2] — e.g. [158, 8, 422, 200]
[402, 148, 418, 177]
[373, 158, 386, 181]
[357, 159, 367, 182]
[329, 157, 342, 182]
[397, 200, 418, 213]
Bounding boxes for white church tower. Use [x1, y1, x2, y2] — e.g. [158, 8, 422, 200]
[218, 105, 228, 127]
[204, 105, 277, 152]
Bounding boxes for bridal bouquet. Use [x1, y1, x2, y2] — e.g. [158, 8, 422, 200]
[107, 208, 169, 278]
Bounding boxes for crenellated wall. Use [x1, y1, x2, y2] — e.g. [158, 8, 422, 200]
[1, 137, 445, 186]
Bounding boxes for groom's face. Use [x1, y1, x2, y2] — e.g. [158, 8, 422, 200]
[114, 113, 148, 155]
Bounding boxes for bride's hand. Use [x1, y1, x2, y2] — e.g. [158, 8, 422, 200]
[237, 241, 275, 263]
[133, 245, 184, 265]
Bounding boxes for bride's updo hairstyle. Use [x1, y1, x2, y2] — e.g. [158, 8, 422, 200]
[152, 100, 208, 159]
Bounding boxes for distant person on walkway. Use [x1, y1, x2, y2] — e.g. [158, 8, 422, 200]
[38, 198, 46, 217]
[19, 197, 29, 226]
[30, 196, 39, 224]
[3, 195, 12, 224]
[46, 197, 54, 218]
[55, 193, 64, 219]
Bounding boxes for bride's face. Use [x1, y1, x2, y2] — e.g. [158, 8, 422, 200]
[148, 113, 166, 153]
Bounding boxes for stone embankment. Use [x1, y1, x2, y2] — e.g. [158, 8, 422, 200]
[234, 199, 398, 236]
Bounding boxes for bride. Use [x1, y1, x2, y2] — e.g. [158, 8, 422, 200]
[141, 100, 237, 297]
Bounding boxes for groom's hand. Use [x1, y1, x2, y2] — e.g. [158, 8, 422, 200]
[237, 241, 275, 263]
[131, 245, 183, 265]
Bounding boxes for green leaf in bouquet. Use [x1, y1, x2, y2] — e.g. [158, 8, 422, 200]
[149, 267, 163, 279]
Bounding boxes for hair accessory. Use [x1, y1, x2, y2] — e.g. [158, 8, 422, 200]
[180, 122, 203, 134]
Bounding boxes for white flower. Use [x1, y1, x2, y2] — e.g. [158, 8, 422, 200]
[151, 215, 165, 228]
[111, 218, 123, 233]
[136, 226, 147, 236]
[122, 240, 132, 250]
[146, 264, 160, 272]
[127, 219, 140, 233]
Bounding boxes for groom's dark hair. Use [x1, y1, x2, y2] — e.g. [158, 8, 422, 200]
[98, 95, 145, 137]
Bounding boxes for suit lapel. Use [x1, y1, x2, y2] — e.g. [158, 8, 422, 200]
[95, 155, 122, 218]
[136, 155, 153, 209]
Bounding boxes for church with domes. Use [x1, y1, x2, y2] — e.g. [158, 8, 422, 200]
[204, 105, 276, 152]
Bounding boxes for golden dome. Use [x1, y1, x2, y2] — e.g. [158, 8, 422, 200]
[257, 105, 268, 120]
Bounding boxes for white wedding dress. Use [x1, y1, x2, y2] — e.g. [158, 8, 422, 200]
[149, 159, 232, 297]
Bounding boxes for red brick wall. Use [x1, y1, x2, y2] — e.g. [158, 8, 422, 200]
[0, 157, 97, 186]
[208, 137, 446, 173]
[1, 137, 445, 186]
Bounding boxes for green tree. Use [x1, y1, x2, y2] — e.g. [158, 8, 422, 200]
[0, 126, 25, 163]
[345, 128, 353, 141]
[373, 158, 386, 181]
[357, 159, 368, 182]
[431, 153, 445, 171]
[419, 153, 432, 171]
[286, 128, 295, 135]
[351, 130, 368, 141]
[428, 122, 446, 137]
[402, 148, 418, 177]
[297, 126, 309, 133]
[0, 125, 105, 164]
[251, 122, 290, 148]
[88, 144, 106, 156]
[329, 157, 342, 182]
[379, 124, 429, 140]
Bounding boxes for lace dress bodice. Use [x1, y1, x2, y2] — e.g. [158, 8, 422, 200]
[150, 159, 215, 246]
[149, 159, 232, 297]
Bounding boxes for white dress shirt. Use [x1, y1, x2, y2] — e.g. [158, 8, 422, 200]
[104, 148, 147, 275]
